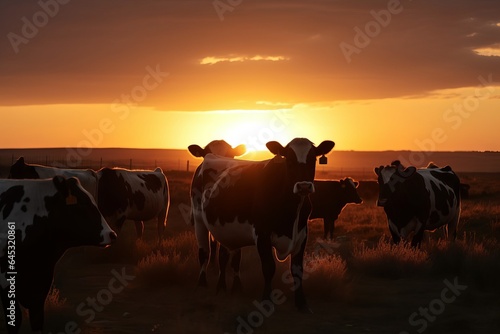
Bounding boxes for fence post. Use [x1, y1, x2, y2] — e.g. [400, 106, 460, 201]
[186, 160, 189, 172]
[130, 159, 132, 170]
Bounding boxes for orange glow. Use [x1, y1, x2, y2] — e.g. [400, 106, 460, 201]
[0, 85, 499, 152]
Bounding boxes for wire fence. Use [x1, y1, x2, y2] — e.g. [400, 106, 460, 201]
[2, 154, 376, 180]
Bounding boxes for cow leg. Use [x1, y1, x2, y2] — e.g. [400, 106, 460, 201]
[411, 225, 425, 248]
[257, 237, 275, 301]
[195, 222, 210, 287]
[209, 233, 218, 265]
[388, 219, 401, 244]
[447, 217, 458, 242]
[230, 249, 243, 294]
[291, 239, 312, 313]
[135, 220, 144, 239]
[216, 246, 229, 294]
[1, 290, 22, 334]
[323, 219, 329, 240]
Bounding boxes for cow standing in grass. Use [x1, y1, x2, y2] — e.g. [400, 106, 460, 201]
[374, 161, 461, 247]
[97, 167, 170, 241]
[0, 176, 116, 334]
[188, 140, 246, 265]
[310, 178, 362, 240]
[9, 158, 170, 241]
[191, 138, 335, 312]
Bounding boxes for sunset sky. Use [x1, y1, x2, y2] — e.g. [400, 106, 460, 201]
[0, 0, 499, 152]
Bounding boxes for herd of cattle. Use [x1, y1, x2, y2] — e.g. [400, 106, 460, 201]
[0, 138, 465, 333]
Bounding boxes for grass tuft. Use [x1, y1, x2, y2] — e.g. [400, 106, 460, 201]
[350, 237, 429, 278]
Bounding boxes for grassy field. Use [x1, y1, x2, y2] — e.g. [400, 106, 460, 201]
[2, 166, 500, 333]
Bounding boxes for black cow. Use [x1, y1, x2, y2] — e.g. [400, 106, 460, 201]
[374, 162, 461, 247]
[0, 176, 116, 333]
[191, 138, 335, 312]
[97, 167, 170, 241]
[310, 178, 362, 240]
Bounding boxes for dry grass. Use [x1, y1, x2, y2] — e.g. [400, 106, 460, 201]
[426, 237, 500, 288]
[44, 286, 67, 312]
[303, 254, 348, 299]
[136, 251, 197, 286]
[135, 232, 198, 287]
[350, 237, 430, 279]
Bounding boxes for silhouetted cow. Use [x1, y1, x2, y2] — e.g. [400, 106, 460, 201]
[9, 158, 169, 241]
[310, 178, 362, 240]
[191, 138, 334, 312]
[188, 140, 246, 161]
[9, 157, 98, 197]
[188, 140, 246, 264]
[0, 176, 116, 334]
[97, 167, 170, 241]
[374, 162, 461, 247]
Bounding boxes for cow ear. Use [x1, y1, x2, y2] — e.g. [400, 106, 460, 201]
[52, 175, 69, 197]
[232, 144, 246, 157]
[188, 145, 206, 158]
[315, 140, 335, 156]
[266, 141, 285, 156]
[53, 176, 79, 205]
[401, 166, 417, 177]
[374, 167, 381, 176]
[354, 181, 359, 187]
[65, 178, 79, 205]
[17, 157, 25, 165]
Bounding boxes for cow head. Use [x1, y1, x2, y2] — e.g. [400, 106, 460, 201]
[340, 178, 363, 204]
[8, 157, 39, 179]
[188, 140, 246, 158]
[266, 138, 335, 195]
[374, 163, 416, 207]
[50, 176, 117, 248]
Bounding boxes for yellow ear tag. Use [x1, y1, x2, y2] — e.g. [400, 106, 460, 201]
[66, 194, 78, 205]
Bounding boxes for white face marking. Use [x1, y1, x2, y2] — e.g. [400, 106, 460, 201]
[381, 168, 396, 185]
[288, 139, 313, 164]
[293, 181, 315, 194]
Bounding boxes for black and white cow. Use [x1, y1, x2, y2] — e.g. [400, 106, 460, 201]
[0, 176, 116, 334]
[188, 140, 246, 264]
[97, 167, 170, 241]
[9, 157, 98, 197]
[374, 161, 461, 247]
[309, 178, 362, 240]
[191, 138, 335, 311]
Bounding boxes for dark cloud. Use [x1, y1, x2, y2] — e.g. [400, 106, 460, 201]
[1, 0, 499, 109]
